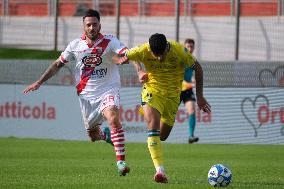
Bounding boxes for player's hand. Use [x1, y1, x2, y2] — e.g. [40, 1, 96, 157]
[138, 70, 148, 84]
[22, 81, 42, 94]
[197, 96, 211, 113]
[112, 55, 129, 65]
[118, 56, 129, 64]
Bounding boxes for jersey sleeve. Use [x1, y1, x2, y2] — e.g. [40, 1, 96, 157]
[110, 36, 128, 55]
[60, 42, 75, 64]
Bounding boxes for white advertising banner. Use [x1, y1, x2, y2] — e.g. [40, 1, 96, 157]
[0, 84, 283, 144]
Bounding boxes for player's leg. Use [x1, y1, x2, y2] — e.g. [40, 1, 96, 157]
[159, 97, 179, 141]
[185, 101, 198, 143]
[159, 122, 172, 141]
[101, 90, 130, 176]
[143, 104, 168, 183]
[79, 97, 107, 142]
[87, 124, 104, 142]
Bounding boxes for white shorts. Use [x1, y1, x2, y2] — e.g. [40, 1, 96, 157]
[78, 88, 120, 130]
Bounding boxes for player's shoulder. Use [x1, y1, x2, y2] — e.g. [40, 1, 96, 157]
[69, 38, 81, 44]
[68, 37, 83, 47]
[104, 34, 119, 41]
[128, 43, 149, 52]
[136, 43, 150, 51]
[169, 40, 183, 50]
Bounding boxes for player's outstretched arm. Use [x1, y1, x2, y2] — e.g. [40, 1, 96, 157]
[113, 54, 148, 83]
[193, 60, 211, 113]
[22, 58, 64, 94]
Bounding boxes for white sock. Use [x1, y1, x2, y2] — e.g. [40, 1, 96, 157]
[156, 166, 165, 173]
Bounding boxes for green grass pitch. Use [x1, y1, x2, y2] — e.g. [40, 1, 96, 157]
[0, 137, 283, 189]
[0, 48, 60, 59]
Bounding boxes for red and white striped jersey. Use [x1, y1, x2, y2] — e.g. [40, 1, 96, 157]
[60, 33, 127, 99]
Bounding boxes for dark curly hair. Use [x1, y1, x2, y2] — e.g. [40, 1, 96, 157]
[149, 33, 167, 55]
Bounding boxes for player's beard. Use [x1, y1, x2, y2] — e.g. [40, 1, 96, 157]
[86, 31, 99, 41]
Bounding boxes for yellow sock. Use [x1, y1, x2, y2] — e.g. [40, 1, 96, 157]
[147, 133, 163, 169]
[138, 106, 144, 115]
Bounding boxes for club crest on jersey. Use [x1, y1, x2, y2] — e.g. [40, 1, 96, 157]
[82, 54, 102, 68]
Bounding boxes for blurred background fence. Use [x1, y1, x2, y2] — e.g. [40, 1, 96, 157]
[1, 59, 284, 87]
[0, 0, 283, 87]
[0, 0, 284, 61]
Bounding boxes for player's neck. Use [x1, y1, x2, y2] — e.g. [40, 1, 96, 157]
[86, 34, 101, 46]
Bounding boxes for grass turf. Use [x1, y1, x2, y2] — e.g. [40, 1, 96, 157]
[0, 137, 283, 189]
[0, 48, 60, 59]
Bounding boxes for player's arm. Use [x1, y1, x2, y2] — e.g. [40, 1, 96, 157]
[115, 46, 148, 83]
[193, 61, 203, 97]
[113, 54, 148, 83]
[112, 55, 148, 84]
[22, 59, 64, 94]
[192, 60, 211, 113]
[110, 36, 129, 65]
[131, 61, 148, 83]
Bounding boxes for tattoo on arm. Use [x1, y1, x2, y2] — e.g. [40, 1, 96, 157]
[38, 59, 64, 84]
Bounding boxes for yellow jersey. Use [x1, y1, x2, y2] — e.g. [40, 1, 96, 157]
[126, 40, 196, 98]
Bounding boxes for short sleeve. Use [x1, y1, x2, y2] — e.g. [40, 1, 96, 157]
[60, 43, 75, 64]
[110, 36, 128, 55]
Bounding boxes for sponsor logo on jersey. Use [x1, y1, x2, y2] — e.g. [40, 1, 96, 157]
[150, 64, 176, 69]
[82, 54, 102, 68]
[91, 68, 108, 79]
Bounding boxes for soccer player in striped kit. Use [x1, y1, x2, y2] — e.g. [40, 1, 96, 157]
[23, 9, 130, 176]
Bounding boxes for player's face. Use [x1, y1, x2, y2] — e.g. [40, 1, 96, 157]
[185, 42, 195, 53]
[83, 16, 101, 41]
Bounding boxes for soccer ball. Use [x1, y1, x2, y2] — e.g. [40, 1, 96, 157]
[208, 164, 232, 187]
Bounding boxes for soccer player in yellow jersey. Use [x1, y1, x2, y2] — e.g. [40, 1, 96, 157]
[118, 33, 211, 183]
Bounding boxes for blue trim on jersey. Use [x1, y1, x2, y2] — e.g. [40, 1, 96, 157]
[184, 67, 194, 82]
